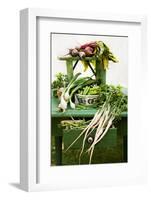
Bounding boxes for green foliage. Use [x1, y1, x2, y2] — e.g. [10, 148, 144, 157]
[59, 119, 87, 131]
[77, 84, 127, 115]
[78, 85, 100, 95]
[95, 41, 118, 70]
[98, 84, 128, 117]
[51, 72, 68, 89]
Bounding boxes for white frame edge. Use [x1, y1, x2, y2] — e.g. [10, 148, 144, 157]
[20, 8, 37, 191]
[20, 8, 147, 192]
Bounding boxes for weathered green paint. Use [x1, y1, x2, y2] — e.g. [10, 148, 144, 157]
[51, 118, 63, 136]
[120, 117, 128, 162]
[96, 59, 106, 84]
[51, 91, 128, 165]
[123, 135, 127, 162]
[52, 55, 127, 164]
[51, 95, 127, 118]
[117, 117, 128, 137]
[116, 117, 128, 162]
[59, 56, 97, 61]
[66, 60, 73, 81]
[54, 136, 62, 165]
[51, 118, 63, 165]
[62, 56, 106, 84]
[63, 128, 117, 149]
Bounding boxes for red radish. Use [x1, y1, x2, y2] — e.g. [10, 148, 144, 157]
[69, 48, 79, 56]
[80, 41, 97, 49]
[78, 51, 86, 58]
[71, 49, 79, 56]
[84, 46, 94, 56]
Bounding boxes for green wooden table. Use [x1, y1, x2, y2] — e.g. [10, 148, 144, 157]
[59, 55, 106, 84]
[51, 96, 128, 165]
[51, 55, 127, 165]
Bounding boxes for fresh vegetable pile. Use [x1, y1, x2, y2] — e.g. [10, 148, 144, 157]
[60, 119, 87, 131]
[51, 73, 68, 97]
[64, 86, 127, 163]
[78, 85, 100, 95]
[52, 40, 127, 164]
[52, 72, 96, 112]
[67, 41, 118, 70]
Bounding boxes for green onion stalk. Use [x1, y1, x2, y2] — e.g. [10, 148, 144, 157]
[58, 73, 95, 112]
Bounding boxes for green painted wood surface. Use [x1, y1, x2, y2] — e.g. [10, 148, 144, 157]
[59, 56, 98, 61]
[66, 60, 73, 81]
[51, 118, 63, 136]
[96, 59, 106, 84]
[60, 56, 106, 84]
[63, 128, 117, 149]
[117, 117, 128, 161]
[51, 118, 63, 164]
[51, 81, 127, 164]
[51, 95, 127, 118]
[54, 136, 62, 165]
[53, 56, 127, 165]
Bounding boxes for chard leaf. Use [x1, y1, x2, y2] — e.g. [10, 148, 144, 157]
[81, 60, 89, 72]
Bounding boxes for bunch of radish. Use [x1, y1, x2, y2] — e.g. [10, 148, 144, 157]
[67, 40, 118, 70]
[69, 41, 99, 58]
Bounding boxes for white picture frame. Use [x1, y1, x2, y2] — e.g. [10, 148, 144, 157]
[20, 8, 147, 191]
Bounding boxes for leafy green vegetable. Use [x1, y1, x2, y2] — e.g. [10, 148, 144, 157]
[98, 84, 127, 113]
[51, 73, 68, 90]
[58, 74, 96, 112]
[60, 119, 87, 131]
[96, 41, 118, 70]
[78, 85, 100, 95]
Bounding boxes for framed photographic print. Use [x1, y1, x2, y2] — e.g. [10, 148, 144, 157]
[20, 8, 147, 191]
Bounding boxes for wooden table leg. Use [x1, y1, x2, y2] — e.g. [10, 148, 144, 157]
[122, 118, 128, 162]
[52, 118, 63, 165]
[54, 136, 62, 165]
[117, 117, 128, 162]
[123, 135, 128, 162]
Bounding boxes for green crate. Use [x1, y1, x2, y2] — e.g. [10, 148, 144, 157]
[63, 127, 117, 150]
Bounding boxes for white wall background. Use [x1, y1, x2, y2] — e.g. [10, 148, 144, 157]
[0, 0, 151, 199]
[52, 33, 128, 87]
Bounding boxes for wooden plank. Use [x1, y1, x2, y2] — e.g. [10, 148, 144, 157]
[59, 56, 98, 61]
[63, 128, 117, 149]
[51, 118, 63, 136]
[66, 60, 73, 81]
[116, 118, 128, 162]
[54, 136, 62, 165]
[51, 95, 127, 118]
[96, 59, 106, 84]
